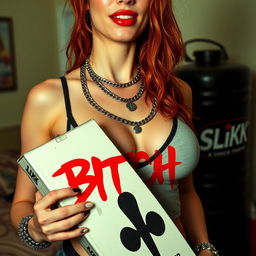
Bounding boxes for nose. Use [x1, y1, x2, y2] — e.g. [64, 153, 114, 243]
[117, 0, 136, 5]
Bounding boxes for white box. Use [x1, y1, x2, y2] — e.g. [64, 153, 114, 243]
[18, 120, 195, 256]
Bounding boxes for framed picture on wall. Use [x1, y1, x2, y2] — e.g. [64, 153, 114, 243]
[0, 17, 16, 91]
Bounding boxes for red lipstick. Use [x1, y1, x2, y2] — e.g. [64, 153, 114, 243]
[109, 10, 138, 26]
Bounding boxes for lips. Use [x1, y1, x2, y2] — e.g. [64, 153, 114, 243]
[109, 10, 138, 26]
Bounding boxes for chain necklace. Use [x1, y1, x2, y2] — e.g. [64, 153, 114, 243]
[85, 59, 143, 111]
[80, 62, 158, 134]
[85, 58, 141, 88]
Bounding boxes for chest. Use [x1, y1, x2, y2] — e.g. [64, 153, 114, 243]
[51, 80, 174, 158]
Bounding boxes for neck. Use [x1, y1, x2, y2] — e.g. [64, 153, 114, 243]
[89, 38, 137, 84]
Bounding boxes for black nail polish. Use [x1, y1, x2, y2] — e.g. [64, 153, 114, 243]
[72, 188, 81, 193]
[81, 228, 89, 234]
[84, 210, 91, 216]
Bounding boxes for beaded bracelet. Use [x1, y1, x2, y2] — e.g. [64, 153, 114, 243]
[194, 242, 219, 255]
[17, 214, 51, 250]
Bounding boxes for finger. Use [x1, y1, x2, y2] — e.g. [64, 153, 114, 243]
[37, 201, 94, 224]
[46, 227, 89, 242]
[41, 212, 90, 235]
[35, 190, 43, 202]
[35, 187, 81, 210]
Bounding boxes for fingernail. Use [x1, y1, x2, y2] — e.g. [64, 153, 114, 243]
[72, 188, 81, 193]
[84, 210, 90, 216]
[81, 228, 89, 234]
[85, 202, 94, 208]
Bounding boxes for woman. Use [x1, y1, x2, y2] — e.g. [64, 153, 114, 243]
[11, 0, 218, 255]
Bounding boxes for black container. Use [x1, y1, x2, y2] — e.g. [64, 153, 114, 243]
[176, 39, 252, 256]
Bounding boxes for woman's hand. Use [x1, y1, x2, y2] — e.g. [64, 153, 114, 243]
[28, 187, 94, 243]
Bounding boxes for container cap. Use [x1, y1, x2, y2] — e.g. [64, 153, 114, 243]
[194, 50, 222, 66]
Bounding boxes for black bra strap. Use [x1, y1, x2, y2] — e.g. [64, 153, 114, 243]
[60, 76, 73, 120]
[60, 76, 77, 131]
[63, 240, 80, 256]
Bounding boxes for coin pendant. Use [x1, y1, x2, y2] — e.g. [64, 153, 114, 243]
[133, 125, 142, 134]
[126, 102, 137, 111]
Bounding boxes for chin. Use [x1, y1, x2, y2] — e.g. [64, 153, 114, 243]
[113, 36, 136, 44]
[92, 26, 144, 44]
[110, 29, 144, 43]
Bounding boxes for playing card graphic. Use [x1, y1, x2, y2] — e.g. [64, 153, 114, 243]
[118, 192, 165, 255]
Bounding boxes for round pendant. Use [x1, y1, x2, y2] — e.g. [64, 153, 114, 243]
[133, 125, 142, 134]
[126, 101, 137, 111]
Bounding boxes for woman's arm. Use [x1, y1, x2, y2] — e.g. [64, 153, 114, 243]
[179, 175, 214, 256]
[177, 79, 215, 256]
[179, 174, 210, 246]
[11, 80, 93, 244]
[11, 80, 55, 229]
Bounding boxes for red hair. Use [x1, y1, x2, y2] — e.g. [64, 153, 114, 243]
[66, 0, 193, 128]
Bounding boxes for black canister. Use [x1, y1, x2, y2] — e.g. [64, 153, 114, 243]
[175, 39, 252, 256]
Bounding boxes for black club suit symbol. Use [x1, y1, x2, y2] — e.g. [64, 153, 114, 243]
[118, 192, 165, 256]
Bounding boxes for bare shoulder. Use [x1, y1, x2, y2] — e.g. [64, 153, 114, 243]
[175, 77, 193, 110]
[21, 78, 63, 150]
[25, 78, 63, 109]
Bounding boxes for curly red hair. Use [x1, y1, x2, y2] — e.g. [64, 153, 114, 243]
[66, 0, 193, 128]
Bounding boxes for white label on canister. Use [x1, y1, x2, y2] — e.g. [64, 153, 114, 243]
[199, 118, 249, 158]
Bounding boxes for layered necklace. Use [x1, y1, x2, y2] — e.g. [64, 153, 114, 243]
[80, 59, 157, 134]
[85, 59, 143, 111]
